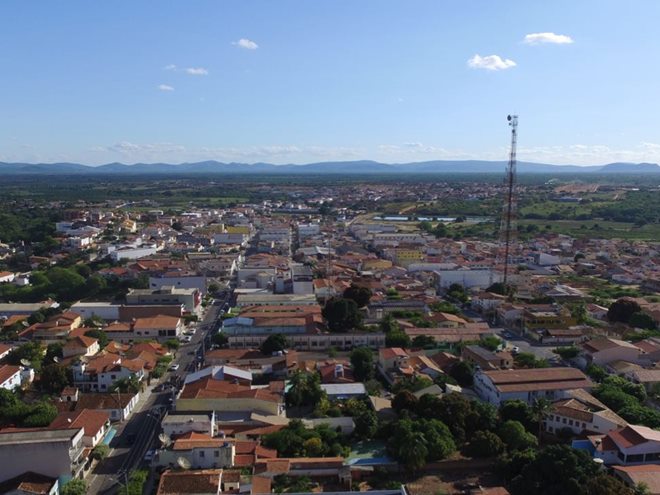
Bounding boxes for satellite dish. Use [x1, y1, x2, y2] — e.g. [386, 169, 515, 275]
[176, 456, 191, 470]
[20, 359, 31, 367]
[158, 433, 172, 447]
[53, 356, 60, 363]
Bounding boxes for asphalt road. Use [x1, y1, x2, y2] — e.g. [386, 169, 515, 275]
[89, 293, 230, 494]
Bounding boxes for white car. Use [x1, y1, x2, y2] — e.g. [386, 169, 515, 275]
[511, 346, 520, 355]
[169, 363, 180, 371]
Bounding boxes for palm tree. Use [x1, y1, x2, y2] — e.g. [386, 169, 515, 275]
[532, 398, 551, 440]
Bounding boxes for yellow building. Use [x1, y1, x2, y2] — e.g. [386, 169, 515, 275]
[394, 249, 424, 268]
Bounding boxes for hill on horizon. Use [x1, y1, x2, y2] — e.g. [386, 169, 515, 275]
[0, 159, 659, 175]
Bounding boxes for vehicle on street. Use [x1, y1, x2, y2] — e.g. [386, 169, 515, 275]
[511, 346, 520, 355]
[169, 363, 180, 371]
[144, 449, 156, 462]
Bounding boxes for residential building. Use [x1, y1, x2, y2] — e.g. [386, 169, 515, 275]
[49, 409, 112, 448]
[0, 428, 85, 484]
[462, 345, 513, 370]
[545, 389, 627, 436]
[474, 367, 593, 406]
[126, 286, 202, 314]
[72, 353, 145, 392]
[612, 464, 660, 494]
[177, 378, 285, 416]
[0, 472, 58, 495]
[583, 424, 660, 465]
[581, 338, 643, 366]
[0, 365, 22, 390]
[62, 336, 100, 359]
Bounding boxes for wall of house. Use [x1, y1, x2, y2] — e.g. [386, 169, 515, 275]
[176, 398, 281, 416]
[0, 431, 84, 484]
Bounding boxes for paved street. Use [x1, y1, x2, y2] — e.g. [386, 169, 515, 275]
[87, 292, 229, 494]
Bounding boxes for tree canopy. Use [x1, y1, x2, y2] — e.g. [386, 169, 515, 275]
[260, 333, 289, 355]
[322, 297, 362, 332]
[350, 347, 374, 382]
[343, 284, 372, 308]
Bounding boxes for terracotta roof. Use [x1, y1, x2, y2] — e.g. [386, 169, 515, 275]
[156, 469, 222, 495]
[180, 377, 282, 403]
[610, 425, 660, 450]
[482, 367, 592, 393]
[612, 464, 660, 494]
[134, 315, 181, 330]
[50, 408, 109, 436]
[0, 472, 57, 494]
[251, 476, 272, 495]
[583, 338, 641, 354]
[0, 364, 21, 385]
[379, 348, 408, 360]
[74, 392, 137, 410]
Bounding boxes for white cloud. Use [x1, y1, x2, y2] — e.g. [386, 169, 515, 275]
[232, 38, 259, 50]
[157, 84, 174, 92]
[467, 54, 516, 71]
[185, 67, 208, 76]
[164, 64, 177, 71]
[523, 32, 574, 45]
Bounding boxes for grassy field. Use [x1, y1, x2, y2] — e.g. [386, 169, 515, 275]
[518, 219, 660, 240]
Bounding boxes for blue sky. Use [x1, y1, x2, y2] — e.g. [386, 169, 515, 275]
[1, 1, 659, 166]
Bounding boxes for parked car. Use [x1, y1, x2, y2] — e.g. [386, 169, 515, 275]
[169, 363, 180, 371]
[511, 346, 520, 355]
[144, 449, 155, 462]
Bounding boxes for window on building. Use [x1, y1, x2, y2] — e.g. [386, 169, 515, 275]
[199, 451, 205, 457]
[214, 451, 219, 457]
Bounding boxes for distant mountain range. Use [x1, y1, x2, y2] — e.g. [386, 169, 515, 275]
[0, 159, 659, 175]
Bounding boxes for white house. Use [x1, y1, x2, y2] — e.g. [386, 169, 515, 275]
[584, 424, 660, 465]
[545, 389, 627, 436]
[0, 365, 22, 391]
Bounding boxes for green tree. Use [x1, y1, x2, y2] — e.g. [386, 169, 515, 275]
[553, 346, 580, 360]
[514, 352, 548, 369]
[531, 398, 551, 438]
[392, 390, 419, 414]
[499, 400, 535, 431]
[343, 284, 372, 308]
[584, 475, 634, 495]
[91, 443, 110, 460]
[40, 363, 70, 394]
[630, 312, 658, 330]
[164, 338, 181, 350]
[322, 297, 362, 332]
[84, 329, 109, 349]
[480, 335, 502, 352]
[61, 478, 87, 495]
[411, 335, 436, 349]
[7, 341, 44, 372]
[465, 430, 505, 458]
[608, 298, 643, 324]
[350, 347, 374, 381]
[260, 333, 289, 355]
[286, 371, 325, 409]
[44, 342, 64, 364]
[212, 333, 228, 347]
[498, 420, 538, 451]
[449, 361, 474, 387]
[389, 423, 429, 471]
[508, 444, 608, 495]
[354, 408, 379, 439]
[385, 329, 411, 348]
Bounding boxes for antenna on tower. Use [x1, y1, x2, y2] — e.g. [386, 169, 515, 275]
[498, 114, 519, 286]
